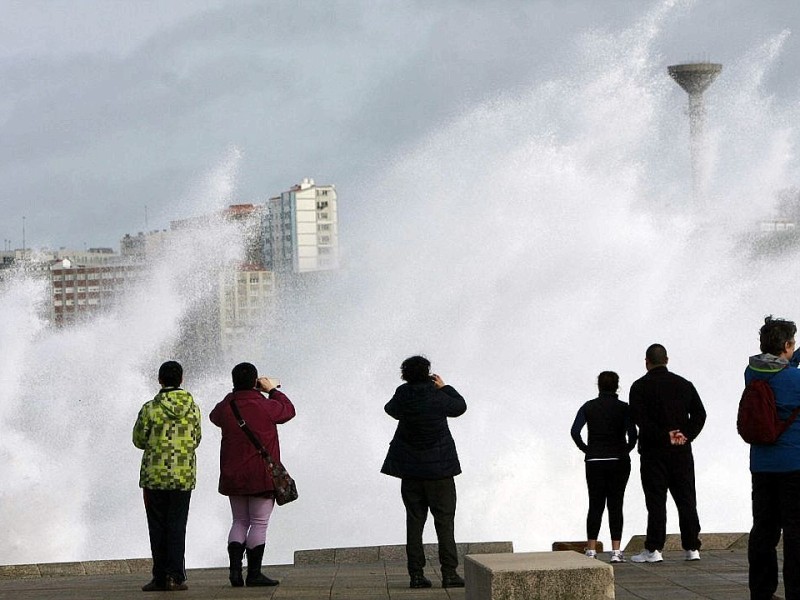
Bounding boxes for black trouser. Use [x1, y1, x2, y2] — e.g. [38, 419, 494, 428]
[585, 459, 631, 540]
[749, 471, 800, 600]
[639, 451, 701, 551]
[143, 488, 192, 585]
[400, 477, 458, 575]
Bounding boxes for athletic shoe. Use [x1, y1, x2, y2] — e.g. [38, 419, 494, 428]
[630, 549, 663, 563]
[610, 550, 625, 563]
[584, 549, 597, 559]
[684, 549, 701, 561]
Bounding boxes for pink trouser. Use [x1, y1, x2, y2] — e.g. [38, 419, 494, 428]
[228, 496, 275, 549]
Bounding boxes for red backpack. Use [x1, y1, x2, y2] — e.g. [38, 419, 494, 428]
[737, 373, 800, 444]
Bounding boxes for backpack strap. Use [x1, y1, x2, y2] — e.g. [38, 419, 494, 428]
[764, 367, 800, 435]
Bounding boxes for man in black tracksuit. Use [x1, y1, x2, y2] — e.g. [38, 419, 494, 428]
[629, 343, 706, 563]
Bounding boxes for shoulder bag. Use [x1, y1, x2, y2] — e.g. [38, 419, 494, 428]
[230, 398, 298, 505]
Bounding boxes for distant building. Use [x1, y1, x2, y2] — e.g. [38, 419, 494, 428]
[263, 178, 338, 274]
[50, 258, 145, 325]
[219, 264, 276, 355]
[759, 219, 796, 233]
[120, 231, 172, 260]
[171, 203, 267, 266]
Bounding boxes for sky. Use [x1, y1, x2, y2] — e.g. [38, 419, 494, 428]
[2, 0, 800, 251]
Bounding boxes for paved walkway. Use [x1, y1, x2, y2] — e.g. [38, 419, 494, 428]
[0, 544, 785, 599]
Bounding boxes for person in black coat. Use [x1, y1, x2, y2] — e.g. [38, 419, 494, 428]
[381, 355, 467, 589]
[571, 371, 638, 563]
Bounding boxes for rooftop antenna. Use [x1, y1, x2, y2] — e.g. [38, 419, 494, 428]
[22, 216, 26, 258]
[668, 62, 722, 204]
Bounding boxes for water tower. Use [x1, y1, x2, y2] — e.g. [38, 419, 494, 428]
[668, 62, 722, 203]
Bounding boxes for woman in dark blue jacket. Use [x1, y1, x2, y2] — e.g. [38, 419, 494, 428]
[745, 316, 800, 600]
[381, 355, 466, 589]
[571, 371, 637, 563]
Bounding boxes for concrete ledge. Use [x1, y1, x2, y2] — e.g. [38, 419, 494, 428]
[624, 532, 749, 553]
[552, 541, 603, 553]
[0, 558, 152, 580]
[465, 551, 614, 600]
[294, 541, 514, 565]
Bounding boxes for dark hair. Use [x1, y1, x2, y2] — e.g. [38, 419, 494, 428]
[158, 361, 183, 388]
[760, 316, 797, 355]
[401, 355, 431, 384]
[645, 344, 668, 366]
[232, 362, 258, 391]
[597, 371, 619, 393]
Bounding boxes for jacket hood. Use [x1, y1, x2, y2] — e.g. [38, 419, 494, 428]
[154, 388, 194, 419]
[749, 353, 789, 372]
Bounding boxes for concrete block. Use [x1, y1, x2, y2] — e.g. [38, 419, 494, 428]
[38, 562, 85, 577]
[335, 546, 380, 563]
[295, 548, 336, 565]
[624, 532, 749, 553]
[0, 564, 40, 580]
[552, 541, 603, 553]
[294, 541, 513, 565]
[83, 560, 132, 575]
[378, 545, 407, 562]
[465, 551, 614, 600]
[125, 558, 153, 573]
[467, 542, 514, 555]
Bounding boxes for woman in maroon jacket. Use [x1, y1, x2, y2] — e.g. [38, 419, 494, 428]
[210, 362, 295, 588]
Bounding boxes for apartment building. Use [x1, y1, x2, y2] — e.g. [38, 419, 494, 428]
[50, 258, 145, 325]
[218, 264, 276, 355]
[263, 178, 338, 273]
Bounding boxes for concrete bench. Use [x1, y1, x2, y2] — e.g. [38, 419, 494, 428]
[464, 551, 614, 600]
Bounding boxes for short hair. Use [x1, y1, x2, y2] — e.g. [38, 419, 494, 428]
[232, 362, 258, 391]
[158, 361, 183, 388]
[597, 371, 619, 393]
[760, 316, 797, 355]
[401, 355, 431, 384]
[646, 344, 668, 366]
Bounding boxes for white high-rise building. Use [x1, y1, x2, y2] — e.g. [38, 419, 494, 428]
[264, 178, 338, 273]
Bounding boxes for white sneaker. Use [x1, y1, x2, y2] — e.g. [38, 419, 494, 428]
[684, 549, 700, 561]
[585, 549, 597, 559]
[630, 549, 663, 563]
[610, 550, 625, 563]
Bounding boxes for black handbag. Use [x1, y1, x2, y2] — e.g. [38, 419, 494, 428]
[230, 398, 298, 506]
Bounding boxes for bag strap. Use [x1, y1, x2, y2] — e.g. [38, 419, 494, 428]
[230, 397, 277, 466]
[762, 367, 800, 434]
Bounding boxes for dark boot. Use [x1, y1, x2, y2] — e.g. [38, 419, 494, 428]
[245, 544, 279, 587]
[409, 572, 432, 588]
[441, 571, 465, 588]
[227, 542, 245, 587]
